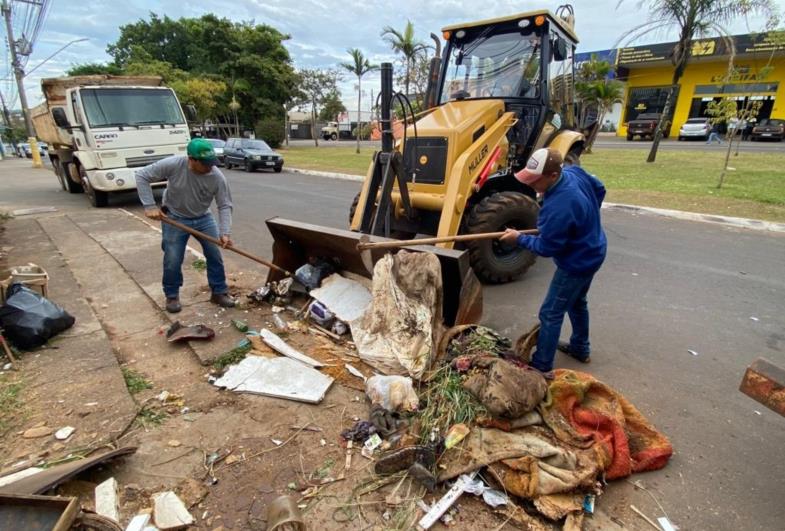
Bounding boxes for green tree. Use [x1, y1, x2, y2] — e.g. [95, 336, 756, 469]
[381, 20, 427, 97]
[342, 48, 378, 153]
[318, 90, 346, 122]
[170, 77, 228, 126]
[66, 63, 124, 76]
[298, 69, 342, 146]
[107, 14, 298, 130]
[576, 55, 624, 153]
[618, 0, 776, 163]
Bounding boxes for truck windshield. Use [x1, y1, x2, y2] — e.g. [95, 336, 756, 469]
[440, 28, 542, 103]
[80, 88, 185, 128]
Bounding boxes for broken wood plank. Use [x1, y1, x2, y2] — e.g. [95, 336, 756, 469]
[259, 328, 323, 367]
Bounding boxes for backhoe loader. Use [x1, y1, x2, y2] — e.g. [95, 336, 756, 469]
[266, 7, 584, 324]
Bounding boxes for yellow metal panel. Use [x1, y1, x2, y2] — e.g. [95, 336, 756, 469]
[546, 130, 585, 156]
[442, 10, 578, 42]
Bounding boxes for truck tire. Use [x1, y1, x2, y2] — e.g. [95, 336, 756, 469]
[348, 192, 415, 239]
[64, 162, 84, 194]
[79, 164, 108, 207]
[464, 191, 539, 284]
[52, 159, 67, 191]
[330, 133, 338, 141]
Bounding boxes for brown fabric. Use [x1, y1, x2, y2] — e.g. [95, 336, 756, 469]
[462, 356, 548, 419]
[439, 427, 601, 498]
[532, 493, 584, 520]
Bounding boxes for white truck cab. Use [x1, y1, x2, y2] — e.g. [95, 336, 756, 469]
[32, 76, 192, 207]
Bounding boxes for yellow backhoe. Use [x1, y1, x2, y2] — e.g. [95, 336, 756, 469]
[267, 6, 585, 324]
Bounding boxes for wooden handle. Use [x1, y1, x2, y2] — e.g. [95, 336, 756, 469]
[160, 216, 292, 276]
[358, 229, 540, 250]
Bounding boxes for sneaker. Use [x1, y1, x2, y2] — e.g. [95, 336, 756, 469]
[165, 297, 181, 313]
[210, 292, 236, 308]
[557, 341, 591, 363]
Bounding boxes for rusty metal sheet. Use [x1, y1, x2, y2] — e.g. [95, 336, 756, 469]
[740, 357, 785, 417]
[265, 217, 482, 326]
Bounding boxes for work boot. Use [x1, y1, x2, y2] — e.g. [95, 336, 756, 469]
[210, 292, 236, 308]
[557, 341, 591, 363]
[165, 297, 182, 314]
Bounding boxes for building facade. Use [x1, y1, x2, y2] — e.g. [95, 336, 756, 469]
[610, 32, 784, 138]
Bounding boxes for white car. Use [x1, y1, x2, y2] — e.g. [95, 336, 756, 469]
[205, 138, 226, 166]
[678, 118, 710, 141]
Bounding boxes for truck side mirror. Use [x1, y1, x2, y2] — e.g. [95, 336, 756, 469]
[52, 107, 71, 129]
[184, 104, 197, 122]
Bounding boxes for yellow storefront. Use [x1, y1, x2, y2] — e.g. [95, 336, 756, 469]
[615, 33, 785, 138]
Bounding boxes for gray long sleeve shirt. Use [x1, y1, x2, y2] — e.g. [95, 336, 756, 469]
[135, 155, 233, 235]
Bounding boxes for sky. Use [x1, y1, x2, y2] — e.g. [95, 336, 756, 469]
[2, 0, 782, 112]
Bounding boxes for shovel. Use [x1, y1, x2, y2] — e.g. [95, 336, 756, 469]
[357, 229, 540, 273]
[159, 215, 292, 276]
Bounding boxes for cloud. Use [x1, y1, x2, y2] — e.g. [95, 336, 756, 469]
[4, 0, 781, 109]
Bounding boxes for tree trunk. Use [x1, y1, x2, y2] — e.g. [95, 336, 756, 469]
[404, 58, 410, 97]
[717, 124, 738, 189]
[356, 76, 362, 154]
[646, 85, 676, 163]
[311, 103, 319, 147]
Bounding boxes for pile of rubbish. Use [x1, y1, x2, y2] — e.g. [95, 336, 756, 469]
[217, 250, 674, 528]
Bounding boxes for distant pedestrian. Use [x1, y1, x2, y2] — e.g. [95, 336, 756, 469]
[706, 123, 723, 145]
[135, 138, 236, 313]
[499, 148, 607, 379]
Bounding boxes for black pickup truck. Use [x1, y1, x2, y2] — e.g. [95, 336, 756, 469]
[627, 113, 669, 140]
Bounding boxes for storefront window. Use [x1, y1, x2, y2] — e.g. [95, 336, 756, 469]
[624, 86, 676, 122]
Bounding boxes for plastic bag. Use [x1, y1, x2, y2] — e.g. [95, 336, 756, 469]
[0, 283, 75, 349]
[365, 375, 419, 412]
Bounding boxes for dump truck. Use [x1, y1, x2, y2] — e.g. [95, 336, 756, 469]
[266, 7, 584, 323]
[31, 75, 193, 207]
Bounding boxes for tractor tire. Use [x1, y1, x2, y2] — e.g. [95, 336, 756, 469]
[348, 192, 415, 239]
[464, 191, 539, 284]
[64, 162, 84, 194]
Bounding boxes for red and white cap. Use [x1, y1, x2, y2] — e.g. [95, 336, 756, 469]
[514, 148, 563, 185]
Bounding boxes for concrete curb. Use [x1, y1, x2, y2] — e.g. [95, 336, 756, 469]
[288, 167, 785, 234]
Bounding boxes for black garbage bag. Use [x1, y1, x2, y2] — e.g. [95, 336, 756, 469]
[0, 283, 75, 349]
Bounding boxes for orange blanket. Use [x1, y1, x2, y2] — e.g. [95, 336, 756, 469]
[540, 369, 673, 480]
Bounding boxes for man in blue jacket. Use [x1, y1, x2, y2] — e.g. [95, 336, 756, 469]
[500, 148, 607, 378]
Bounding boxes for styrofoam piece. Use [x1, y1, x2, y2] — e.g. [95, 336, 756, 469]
[95, 477, 120, 523]
[125, 512, 152, 531]
[213, 356, 333, 404]
[153, 491, 193, 529]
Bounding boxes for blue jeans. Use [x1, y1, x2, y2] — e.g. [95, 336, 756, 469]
[161, 212, 228, 299]
[707, 132, 722, 144]
[530, 267, 596, 372]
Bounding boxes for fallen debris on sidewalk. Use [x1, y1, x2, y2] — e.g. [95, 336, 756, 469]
[0, 282, 75, 350]
[212, 355, 333, 404]
[166, 321, 215, 342]
[153, 490, 193, 529]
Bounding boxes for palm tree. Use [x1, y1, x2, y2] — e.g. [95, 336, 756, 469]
[381, 20, 427, 97]
[618, 0, 775, 163]
[576, 55, 624, 152]
[341, 48, 379, 154]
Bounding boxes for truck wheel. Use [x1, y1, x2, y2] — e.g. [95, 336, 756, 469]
[80, 165, 108, 207]
[626, 134, 633, 141]
[331, 133, 338, 141]
[64, 162, 84, 194]
[464, 191, 539, 284]
[348, 192, 415, 239]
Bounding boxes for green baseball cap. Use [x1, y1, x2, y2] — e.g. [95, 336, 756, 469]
[187, 138, 218, 166]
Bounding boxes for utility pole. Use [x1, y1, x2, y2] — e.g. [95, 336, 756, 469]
[2, 0, 43, 168]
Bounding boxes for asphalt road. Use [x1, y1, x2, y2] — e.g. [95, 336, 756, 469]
[290, 135, 784, 153]
[3, 161, 785, 530]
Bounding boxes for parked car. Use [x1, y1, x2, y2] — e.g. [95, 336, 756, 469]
[205, 138, 226, 165]
[626, 113, 669, 140]
[223, 138, 284, 172]
[18, 142, 48, 158]
[678, 117, 711, 141]
[750, 118, 784, 141]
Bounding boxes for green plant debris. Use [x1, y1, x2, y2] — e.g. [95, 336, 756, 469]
[122, 367, 153, 394]
[0, 211, 12, 221]
[418, 366, 485, 444]
[314, 457, 335, 480]
[135, 407, 167, 428]
[192, 258, 207, 272]
[212, 341, 253, 370]
[446, 326, 511, 360]
[0, 375, 24, 433]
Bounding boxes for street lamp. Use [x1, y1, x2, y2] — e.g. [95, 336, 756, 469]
[26, 38, 88, 77]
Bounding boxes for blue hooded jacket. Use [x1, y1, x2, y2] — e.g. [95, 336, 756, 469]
[516, 165, 607, 275]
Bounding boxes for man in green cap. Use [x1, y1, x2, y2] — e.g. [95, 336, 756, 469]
[135, 138, 235, 313]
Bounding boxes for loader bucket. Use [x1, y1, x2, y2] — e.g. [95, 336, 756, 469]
[265, 217, 482, 326]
